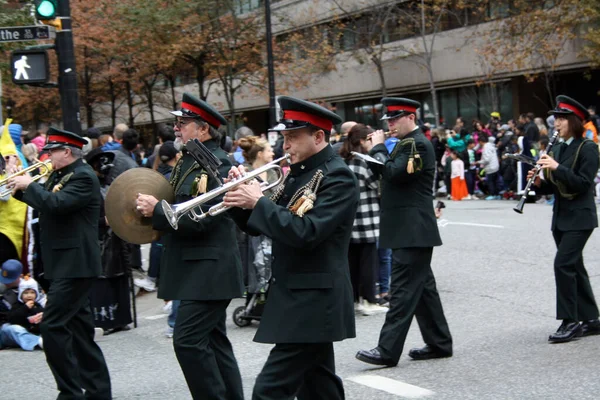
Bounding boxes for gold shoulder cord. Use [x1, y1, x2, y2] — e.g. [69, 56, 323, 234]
[546, 139, 593, 200]
[390, 138, 422, 174]
[270, 170, 325, 217]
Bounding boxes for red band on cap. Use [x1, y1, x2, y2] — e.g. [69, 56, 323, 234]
[283, 110, 332, 131]
[47, 135, 84, 148]
[182, 101, 221, 128]
[387, 105, 417, 113]
[558, 102, 585, 120]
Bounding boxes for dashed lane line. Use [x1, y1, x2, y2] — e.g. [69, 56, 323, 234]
[347, 375, 435, 398]
[437, 219, 504, 229]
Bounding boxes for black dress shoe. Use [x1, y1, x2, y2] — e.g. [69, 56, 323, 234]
[408, 345, 452, 360]
[355, 348, 397, 367]
[581, 319, 600, 336]
[548, 321, 582, 343]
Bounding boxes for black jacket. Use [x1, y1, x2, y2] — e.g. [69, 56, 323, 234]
[9, 301, 44, 334]
[17, 159, 102, 279]
[369, 127, 442, 249]
[152, 139, 243, 301]
[231, 145, 358, 344]
[538, 138, 599, 231]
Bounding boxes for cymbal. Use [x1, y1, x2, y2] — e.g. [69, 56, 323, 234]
[105, 168, 174, 244]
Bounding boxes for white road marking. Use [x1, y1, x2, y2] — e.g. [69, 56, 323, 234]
[347, 375, 435, 398]
[144, 314, 168, 320]
[437, 219, 504, 229]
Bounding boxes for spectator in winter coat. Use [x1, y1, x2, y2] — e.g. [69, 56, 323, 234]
[477, 136, 500, 200]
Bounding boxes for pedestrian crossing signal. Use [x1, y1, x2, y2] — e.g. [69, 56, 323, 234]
[11, 49, 50, 85]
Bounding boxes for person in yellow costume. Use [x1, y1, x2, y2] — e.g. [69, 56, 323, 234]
[0, 119, 29, 267]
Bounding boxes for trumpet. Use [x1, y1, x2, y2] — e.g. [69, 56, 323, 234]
[0, 159, 52, 197]
[367, 129, 397, 140]
[162, 154, 290, 229]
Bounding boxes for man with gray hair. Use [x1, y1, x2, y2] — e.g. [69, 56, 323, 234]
[233, 126, 254, 164]
[332, 121, 357, 152]
[113, 123, 129, 142]
[8, 127, 112, 399]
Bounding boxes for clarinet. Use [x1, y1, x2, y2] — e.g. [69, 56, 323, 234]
[514, 130, 560, 214]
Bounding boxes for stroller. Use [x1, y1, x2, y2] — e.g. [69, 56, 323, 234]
[232, 235, 272, 327]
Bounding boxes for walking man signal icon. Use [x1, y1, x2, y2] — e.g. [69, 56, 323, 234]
[11, 50, 49, 85]
[14, 55, 31, 80]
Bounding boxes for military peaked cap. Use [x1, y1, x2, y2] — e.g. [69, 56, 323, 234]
[548, 95, 590, 121]
[381, 97, 421, 120]
[171, 92, 227, 129]
[43, 127, 88, 150]
[271, 96, 342, 133]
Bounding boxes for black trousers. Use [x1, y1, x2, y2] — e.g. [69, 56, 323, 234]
[378, 247, 452, 364]
[253, 342, 344, 400]
[42, 278, 111, 400]
[348, 242, 378, 303]
[552, 229, 599, 321]
[173, 300, 243, 400]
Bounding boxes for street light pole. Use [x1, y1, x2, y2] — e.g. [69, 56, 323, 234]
[264, 0, 276, 128]
[56, 0, 81, 134]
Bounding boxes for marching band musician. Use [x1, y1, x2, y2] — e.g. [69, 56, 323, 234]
[356, 97, 453, 367]
[530, 95, 600, 343]
[7, 128, 112, 399]
[224, 96, 358, 400]
[135, 93, 244, 400]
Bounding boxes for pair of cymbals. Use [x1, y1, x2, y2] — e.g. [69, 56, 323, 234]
[105, 168, 174, 244]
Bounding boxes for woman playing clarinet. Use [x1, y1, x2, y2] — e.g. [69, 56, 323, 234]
[530, 95, 600, 343]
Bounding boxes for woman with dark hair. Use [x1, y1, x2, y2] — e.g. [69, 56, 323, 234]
[531, 95, 600, 343]
[471, 119, 490, 143]
[340, 124, 387, 316]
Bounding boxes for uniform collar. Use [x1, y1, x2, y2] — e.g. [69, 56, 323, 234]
[400, 126, 421, 139]
[290, 145, 334, 175]
[203, 139, 218, 151]
[565, 137, 574, 146]
[56, 158, 83, 175]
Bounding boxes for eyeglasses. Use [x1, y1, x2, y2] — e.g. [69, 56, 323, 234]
[175, 118, 197, 128]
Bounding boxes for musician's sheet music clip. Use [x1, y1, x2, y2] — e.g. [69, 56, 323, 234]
[351, 152, 384, 165]
[185, 139, 223, 184]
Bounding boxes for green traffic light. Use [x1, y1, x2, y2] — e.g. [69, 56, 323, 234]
[36, 0, 56, 18]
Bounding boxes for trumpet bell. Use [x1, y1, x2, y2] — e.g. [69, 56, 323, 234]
[105, 168, 174, 244]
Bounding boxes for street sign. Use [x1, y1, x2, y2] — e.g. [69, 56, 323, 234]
[0, 25, 55, 43]
[11, 49, 49, 84]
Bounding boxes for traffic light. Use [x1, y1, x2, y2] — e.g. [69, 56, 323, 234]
[34, 0, 61, 30]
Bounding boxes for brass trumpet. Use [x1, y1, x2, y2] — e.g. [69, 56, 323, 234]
[0, 159, 52, 197]
[162, 154, 290, 229]
[366, 129, 398, 140]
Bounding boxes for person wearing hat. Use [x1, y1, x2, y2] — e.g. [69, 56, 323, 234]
[7, 127, 112, 399]
[135, 93, 244, 400]
[529, 95, 600, 343]
[223, 96, 357, 399]
[356, 97, 453, 367]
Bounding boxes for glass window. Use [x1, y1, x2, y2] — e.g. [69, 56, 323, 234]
[420, 92, 437, 126]
[498, 83, 513, 123]
[490, 0, 510, 19]
[440, 89, 458, 129]
[458, 87, 479, 128]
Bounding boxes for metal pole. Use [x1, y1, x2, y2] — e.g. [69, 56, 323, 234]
[56, 0, 81, 134]
[264, 0, 276, 127]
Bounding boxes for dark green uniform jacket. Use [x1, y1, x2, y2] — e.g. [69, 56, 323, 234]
[152, 139, 243, 301]
[369, 127, 442, 249]
[232, 145, 358, 344]
[538, 138, 599, 231]
[17, 159, 102, 279]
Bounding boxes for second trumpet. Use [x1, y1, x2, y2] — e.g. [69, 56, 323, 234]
[162, 154, 290, 229]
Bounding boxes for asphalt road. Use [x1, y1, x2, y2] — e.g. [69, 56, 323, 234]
[3, 199, 600, 399]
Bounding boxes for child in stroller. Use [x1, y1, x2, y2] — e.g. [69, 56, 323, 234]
[233, 235, 272, 327]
